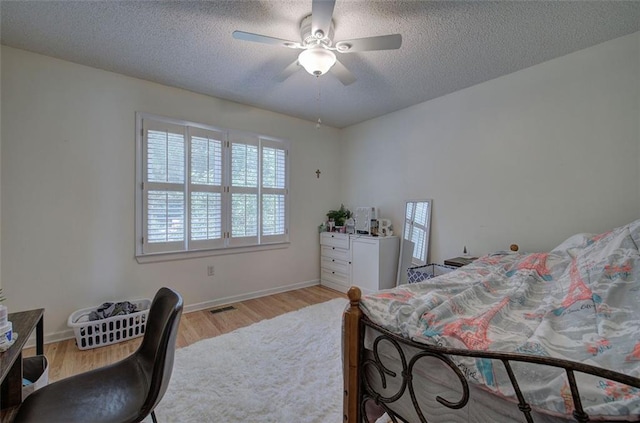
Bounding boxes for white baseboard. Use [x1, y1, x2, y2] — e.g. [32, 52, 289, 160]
[318, 280, 349, 294]
[183, 279, 320, 314]
[28, 279, 322, 348]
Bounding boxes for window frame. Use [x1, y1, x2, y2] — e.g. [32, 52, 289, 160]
[135, 112, 290, 262]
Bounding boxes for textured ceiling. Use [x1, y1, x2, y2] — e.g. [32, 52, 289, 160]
[1, 1, 639, 128]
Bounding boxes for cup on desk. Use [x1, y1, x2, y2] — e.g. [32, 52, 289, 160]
[0, 303, 12, 347]
[0, 320, 13, 347]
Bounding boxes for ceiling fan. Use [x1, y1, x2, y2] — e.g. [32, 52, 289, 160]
[232, 0, 402, 86]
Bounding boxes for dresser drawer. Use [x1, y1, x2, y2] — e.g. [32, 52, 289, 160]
[321, 245, 350, 261]
[320, 232, 350, 249]
[321, 256, 350, 274]
[321, 268, 349, 286]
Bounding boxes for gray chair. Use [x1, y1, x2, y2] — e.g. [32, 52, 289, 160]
[14, 287, 183, 423]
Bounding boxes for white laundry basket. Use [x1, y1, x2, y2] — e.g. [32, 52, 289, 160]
[68, 299, 151, 350]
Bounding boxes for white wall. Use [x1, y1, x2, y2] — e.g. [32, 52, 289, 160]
[1, 46, 343, 340]
[2, 32, 639, 341]
[341, 32, 640, 262]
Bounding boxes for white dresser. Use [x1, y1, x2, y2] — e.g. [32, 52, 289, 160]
[320, 232, 399, 294]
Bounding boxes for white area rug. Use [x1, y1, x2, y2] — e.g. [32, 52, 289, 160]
[144, 298, 348, 422]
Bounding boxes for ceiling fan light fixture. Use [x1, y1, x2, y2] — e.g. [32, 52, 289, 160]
[298, 48, 337, 76]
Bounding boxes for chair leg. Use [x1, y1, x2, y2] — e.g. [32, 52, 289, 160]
[151, 411, 158, 423]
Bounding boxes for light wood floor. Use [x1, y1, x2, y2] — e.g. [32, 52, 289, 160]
[23, 285, 345, 383]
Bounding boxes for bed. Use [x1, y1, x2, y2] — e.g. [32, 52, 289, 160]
[342, 219, 640, 422]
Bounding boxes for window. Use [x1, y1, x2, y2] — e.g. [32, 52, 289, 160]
[136, 113, 289, 258]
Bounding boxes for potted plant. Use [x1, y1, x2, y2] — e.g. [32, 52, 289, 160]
[326, 204, 352, 228]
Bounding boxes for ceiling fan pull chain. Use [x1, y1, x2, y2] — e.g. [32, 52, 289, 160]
[316, 76, 322, 128]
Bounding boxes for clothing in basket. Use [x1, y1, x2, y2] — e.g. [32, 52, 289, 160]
[89, 301, 138, 321]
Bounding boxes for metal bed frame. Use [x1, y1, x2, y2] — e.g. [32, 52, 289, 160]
[343, 287, 640, 423]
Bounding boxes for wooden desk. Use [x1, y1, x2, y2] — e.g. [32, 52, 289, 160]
[0, 309, 44, 422]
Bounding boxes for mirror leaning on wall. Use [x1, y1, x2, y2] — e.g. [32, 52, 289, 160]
[396, 199, 432, 286]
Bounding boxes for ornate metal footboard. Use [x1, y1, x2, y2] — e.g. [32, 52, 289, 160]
[343, 287, 640, 423]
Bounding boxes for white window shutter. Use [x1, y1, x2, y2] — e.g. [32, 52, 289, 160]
[261, 140, 288, 243]
[228, 134, 260, 246]
[142, 120, 187, 254]
[189, 128, 226, 250]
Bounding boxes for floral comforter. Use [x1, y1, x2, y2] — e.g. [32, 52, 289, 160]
[361, 219, 640, 419]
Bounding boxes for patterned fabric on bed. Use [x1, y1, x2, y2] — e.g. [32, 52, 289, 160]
[360, 219, 640, 419]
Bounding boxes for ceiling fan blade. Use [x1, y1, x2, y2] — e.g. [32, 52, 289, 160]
[274, 60, 301, 82]
[331, 60, 356, 86]
[311, 0, 336, 39]
[335, 34, 402, 53]
[232, 30, 301, 49]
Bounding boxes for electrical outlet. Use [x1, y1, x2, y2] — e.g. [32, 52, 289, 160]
[207, 265, 215, 277]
